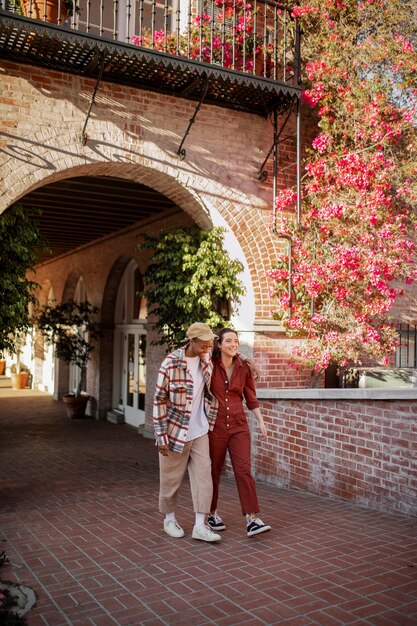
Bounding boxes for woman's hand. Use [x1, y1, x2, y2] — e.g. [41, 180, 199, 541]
[258, 419, 267, 440]
[253, 408, 267, 440]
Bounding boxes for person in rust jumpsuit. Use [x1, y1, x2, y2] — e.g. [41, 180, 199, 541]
[207, 328, 271, 537]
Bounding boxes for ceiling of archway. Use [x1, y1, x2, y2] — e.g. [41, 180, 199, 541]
[18, 175, 178, 263]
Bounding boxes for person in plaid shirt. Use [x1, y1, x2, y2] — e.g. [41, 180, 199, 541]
[153, 322, 222, 543]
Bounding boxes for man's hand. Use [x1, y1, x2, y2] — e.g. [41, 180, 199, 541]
[158, 444, 169, 456]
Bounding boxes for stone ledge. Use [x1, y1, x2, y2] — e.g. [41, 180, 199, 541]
[257, 388, 417, 401]
[253, 319, 286, 333]
[106, 410, 124, 424]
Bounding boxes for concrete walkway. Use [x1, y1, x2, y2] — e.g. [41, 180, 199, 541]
[0, 389, 416, 626]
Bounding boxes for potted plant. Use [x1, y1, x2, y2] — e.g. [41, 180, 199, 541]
[35, 300, 100, 418]
[8, 330, 30, 389]
[10, 360, 31, 389]
[21, 0, 80, 25]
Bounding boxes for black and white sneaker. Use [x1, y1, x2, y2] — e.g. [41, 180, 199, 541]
[208, 513, 226, 531]
[247, 518, 271, 537]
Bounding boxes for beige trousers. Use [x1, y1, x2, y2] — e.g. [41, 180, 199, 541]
[159, 434, 213, 514]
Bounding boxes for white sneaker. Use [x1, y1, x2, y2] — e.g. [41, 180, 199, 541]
[192, 524, 221, 542]
[163, 519, 185, 538]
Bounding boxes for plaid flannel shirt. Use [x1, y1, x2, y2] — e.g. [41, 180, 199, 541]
[153, 347, 219, 453]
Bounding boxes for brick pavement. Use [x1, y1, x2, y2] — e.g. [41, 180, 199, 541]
[0, 389, 416, 626]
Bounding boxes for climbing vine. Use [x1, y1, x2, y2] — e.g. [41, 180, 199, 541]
[267, 0, 417, 373]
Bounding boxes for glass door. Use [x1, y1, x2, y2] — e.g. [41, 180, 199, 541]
[124, 330, 146, 428]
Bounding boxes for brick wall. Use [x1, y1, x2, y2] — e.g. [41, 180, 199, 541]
[254, 333, 314, 388]
[0, 59, 291, 321]
[248, 397, 417, 517]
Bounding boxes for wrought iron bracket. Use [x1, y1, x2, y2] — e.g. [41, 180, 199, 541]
[177, 75, 209, 160]
[81, 52, 106, 146]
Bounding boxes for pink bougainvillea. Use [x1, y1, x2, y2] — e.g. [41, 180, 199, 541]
[131, 0, 273, 74]
[267, 0, 417, 375]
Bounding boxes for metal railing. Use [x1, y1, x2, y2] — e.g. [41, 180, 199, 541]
[395, 323, 417, 368]
[1, 0, 300, 82]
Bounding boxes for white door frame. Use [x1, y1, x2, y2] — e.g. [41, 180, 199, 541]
[115, 324, 146, 428]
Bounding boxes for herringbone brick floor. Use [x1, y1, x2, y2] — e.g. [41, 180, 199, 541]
[0, 389, 416, 625]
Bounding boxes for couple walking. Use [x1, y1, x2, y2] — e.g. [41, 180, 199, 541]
[153, 322, 271, 543]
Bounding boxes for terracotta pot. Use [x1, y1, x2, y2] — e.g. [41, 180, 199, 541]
[0, 360, 5, 376]
[11, 372, 28, 389]
[21, 0, 67, 24]
[63, 394, 89, 419]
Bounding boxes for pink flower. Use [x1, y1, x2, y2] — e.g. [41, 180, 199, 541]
[292, 6, 313, 19]
[312, 133, 331, 153]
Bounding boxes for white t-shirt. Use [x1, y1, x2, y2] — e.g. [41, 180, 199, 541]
[185, 356, 209, 441]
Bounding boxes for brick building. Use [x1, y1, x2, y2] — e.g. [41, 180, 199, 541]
[0, 2, 415, 517]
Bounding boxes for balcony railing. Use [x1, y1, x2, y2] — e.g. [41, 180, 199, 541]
[1, 0, 300, 82]
[0, 0, 301, 115]
[6, 0, 300, 79]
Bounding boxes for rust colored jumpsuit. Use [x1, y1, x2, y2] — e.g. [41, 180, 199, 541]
[209, 356, 260, 515]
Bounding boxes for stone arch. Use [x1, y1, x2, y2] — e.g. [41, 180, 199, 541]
[2, 123, 277, 318]
[1, 150, 213, 230]
[33, 279, 54, 392]
[5, 124, 279, 318]
[51, 270, 88, 401]
[98, 255, 156, 421]
[97, 256, 133, 417]
[101, 256, 135, 326]
[61, 269, 84, 303]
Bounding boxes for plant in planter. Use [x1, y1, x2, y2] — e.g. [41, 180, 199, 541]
[35, 300, 100, 418]
[10, 361, 31, 390]
[20, 0, 80, 25]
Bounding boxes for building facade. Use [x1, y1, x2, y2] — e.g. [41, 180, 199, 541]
[1, 2, 416, 517]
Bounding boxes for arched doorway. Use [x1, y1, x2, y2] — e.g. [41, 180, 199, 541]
[114, 260, 147, 428]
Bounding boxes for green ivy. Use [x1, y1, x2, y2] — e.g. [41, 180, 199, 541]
[138, 227, 245, 349]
